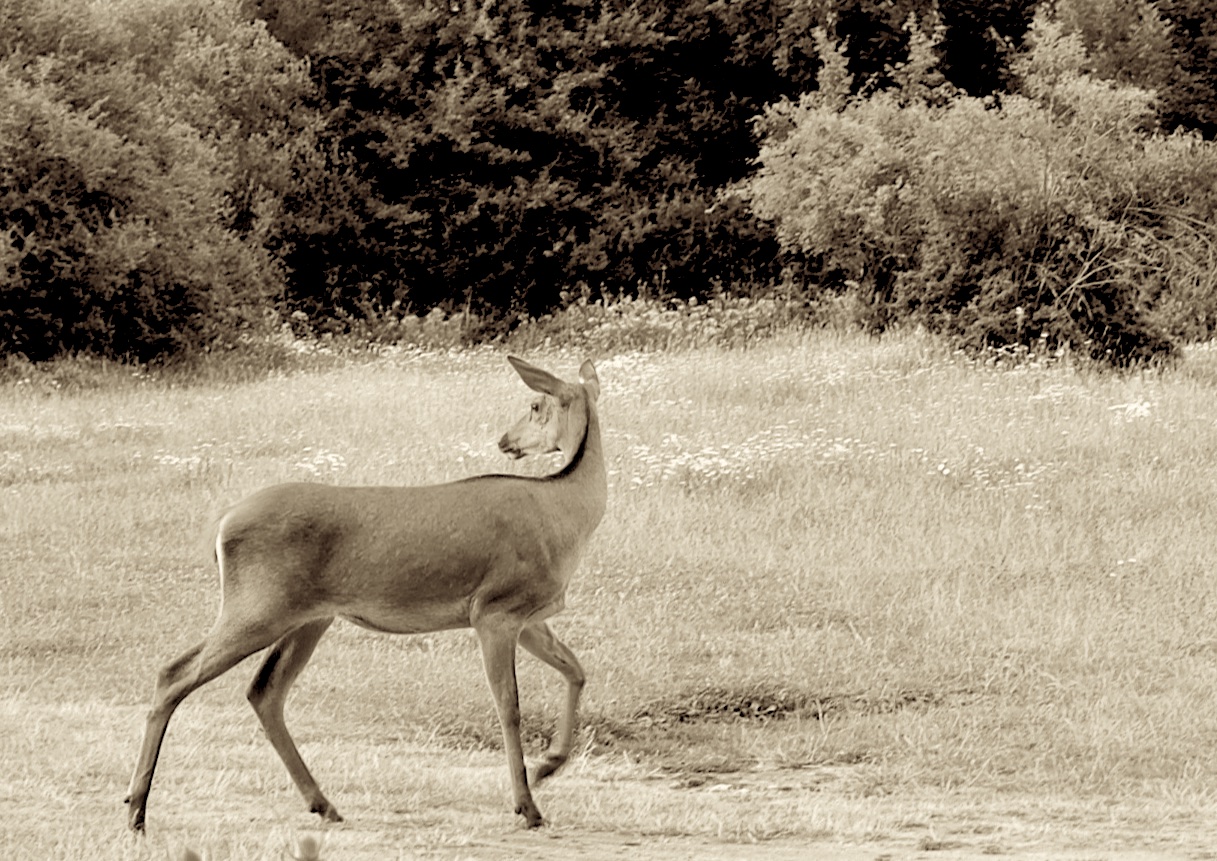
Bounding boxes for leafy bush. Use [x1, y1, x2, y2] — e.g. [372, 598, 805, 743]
[0, 0, 319, 362]
[0, 64, 263, 361]
[257, 1, 1044, 332]
[745, 13, 1217, 365]
[1056, 0, 1217, 136]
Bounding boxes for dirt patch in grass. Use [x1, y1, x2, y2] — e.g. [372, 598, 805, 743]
[577, 684, 969, 747]
[426, 685, 965, 780]
[626, 684, 959, 725]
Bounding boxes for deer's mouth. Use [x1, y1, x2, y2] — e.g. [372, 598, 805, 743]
[498, 435, 526, 459]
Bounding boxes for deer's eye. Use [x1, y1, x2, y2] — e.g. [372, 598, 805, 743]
[531, 402, 541, 414]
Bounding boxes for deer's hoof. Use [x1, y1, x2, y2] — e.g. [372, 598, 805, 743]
[310, 800, 344, 823]
[531, 752, 567, 784]
[516, 802, 544, 829]
[124, 795, 147, 832]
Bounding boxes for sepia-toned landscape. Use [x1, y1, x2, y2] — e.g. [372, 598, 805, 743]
[7, 0, 1217, 857]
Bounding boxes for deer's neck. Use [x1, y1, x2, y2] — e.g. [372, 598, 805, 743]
[549, 399, 607, 531]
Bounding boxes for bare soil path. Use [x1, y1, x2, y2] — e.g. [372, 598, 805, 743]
[280, 764, 1217, 861]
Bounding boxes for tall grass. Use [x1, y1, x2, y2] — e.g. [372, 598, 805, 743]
[4, 330, 1217, 858]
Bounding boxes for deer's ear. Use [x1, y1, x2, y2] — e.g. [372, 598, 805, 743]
[579, 360, 600, 401]
[508, 356, 564, 396]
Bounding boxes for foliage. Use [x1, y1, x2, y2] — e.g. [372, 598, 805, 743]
[745, 11, 1217, 364]
[1155, 0, 1217, 136]
[510, 286, 815, 354]
[1056, 0, 1217, 136]
[192, 289, 818, 375]
[0, 0, 323, 361]
[6, 0, 1217, 364]
[245, 0, 825, 326]
[250, 0, 1057, 331]
[1051, 0, 1175, 95]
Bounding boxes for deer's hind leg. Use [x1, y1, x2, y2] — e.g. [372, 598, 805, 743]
[126, 616, 293, 831]
[246, 617, 341, 822]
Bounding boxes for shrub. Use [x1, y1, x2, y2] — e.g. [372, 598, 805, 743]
[0, 0, 319, 362]
[0, 64, 265, 361]
[744, 12, 1217, 365]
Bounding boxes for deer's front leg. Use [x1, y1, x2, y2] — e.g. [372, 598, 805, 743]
[475, 619, 542, 827]
[519, 621, 585, 783]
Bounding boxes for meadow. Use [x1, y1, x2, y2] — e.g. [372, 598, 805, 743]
[4, 330, 1217, 859]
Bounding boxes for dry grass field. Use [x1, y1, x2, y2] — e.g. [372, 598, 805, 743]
[4, 331, 1217, 859]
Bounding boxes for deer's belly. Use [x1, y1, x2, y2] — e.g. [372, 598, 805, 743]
[340, 600, 470, 635]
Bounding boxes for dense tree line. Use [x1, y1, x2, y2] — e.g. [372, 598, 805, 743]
[2, 0, 1216, 363]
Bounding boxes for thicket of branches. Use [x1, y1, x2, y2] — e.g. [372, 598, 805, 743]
[745, 11, 1217, 364]
[3, 0, 1217, 364]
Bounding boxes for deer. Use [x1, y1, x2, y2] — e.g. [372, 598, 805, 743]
[124, 356, 606, 832]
